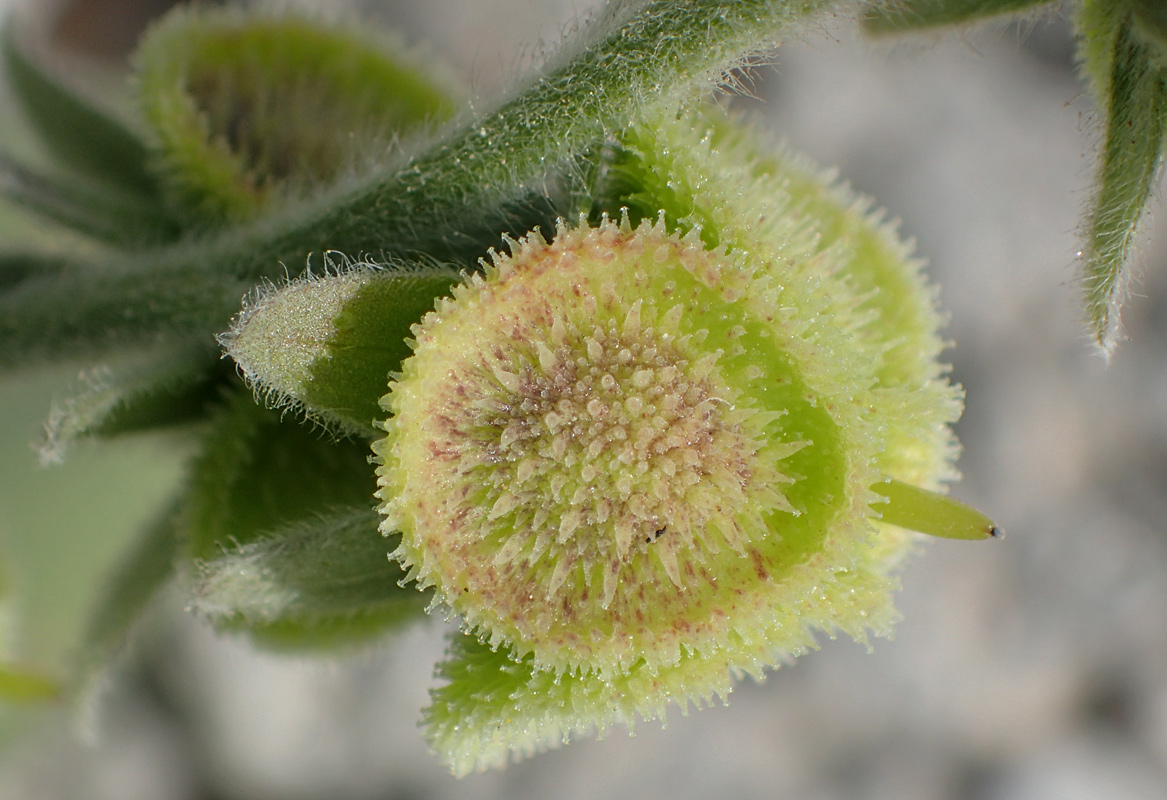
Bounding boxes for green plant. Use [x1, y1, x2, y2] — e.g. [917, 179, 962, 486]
[0, 0, 1155, 776]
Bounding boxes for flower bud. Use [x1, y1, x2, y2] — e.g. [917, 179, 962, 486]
[220, 264, 458, 435]
[134, 7, 456, 225]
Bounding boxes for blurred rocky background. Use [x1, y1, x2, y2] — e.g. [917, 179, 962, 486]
[1, 1, 1166, 798]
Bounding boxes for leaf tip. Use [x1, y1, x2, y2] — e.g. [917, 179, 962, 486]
[219, 266, 374, 422]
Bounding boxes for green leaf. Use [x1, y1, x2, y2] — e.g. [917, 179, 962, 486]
[305, 268, 459, 432]
[263, 0, 840, 263]
[861, 0, 1052, 34]
[0, 152, 180, 247]
[185, 393, 378, 561]
[38, 344, 222, 466]
[184, 393, 415, 648]
[1, 23, 158, 199]
[1079, 11, 1167, 352]
[190, 506, 425, 650]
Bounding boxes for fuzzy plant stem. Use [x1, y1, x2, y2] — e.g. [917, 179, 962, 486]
[0, 0, 836, 370]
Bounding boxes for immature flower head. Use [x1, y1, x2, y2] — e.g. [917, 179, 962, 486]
[135, 6, 455, 225]
[372, 107, 975, 772]
[377, 216, 821, 675]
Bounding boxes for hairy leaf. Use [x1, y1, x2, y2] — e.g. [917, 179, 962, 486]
[185, 393, 376, 560]
[0, 152, 179, 247]
[1, 23, 158, 198]
[38, 344, 222, 466]
[183, 394, 416, 648]
[1079, 10, 1167, 351]
[191, 506, 424, 650]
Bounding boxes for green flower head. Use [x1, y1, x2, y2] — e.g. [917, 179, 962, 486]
[379, 215, 820, 677]
[370, 108, 984, 773]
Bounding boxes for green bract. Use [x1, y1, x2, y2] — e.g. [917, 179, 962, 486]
[220, 263, 459, 435]
[373, 108, 965, 773]
[1076, 0, 1167, 352]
